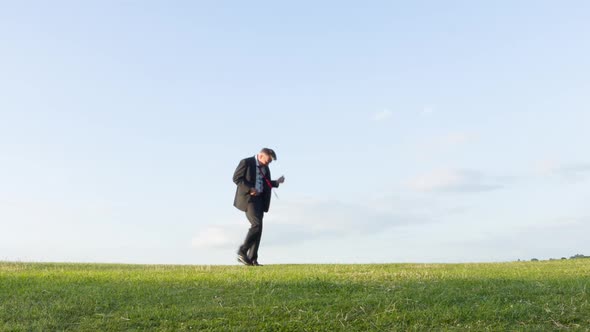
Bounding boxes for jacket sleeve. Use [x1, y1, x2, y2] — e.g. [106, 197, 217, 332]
[233, 159, 254, 193]
[268, 168, 279, 188]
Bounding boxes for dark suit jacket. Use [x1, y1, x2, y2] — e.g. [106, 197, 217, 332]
[233, 156, 279, 213]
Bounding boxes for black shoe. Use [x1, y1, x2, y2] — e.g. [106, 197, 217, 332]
[252, 261, 264, 266]
[237, 254, 253, 266]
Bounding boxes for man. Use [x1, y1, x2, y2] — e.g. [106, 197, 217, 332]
[233, 148, 285, 266]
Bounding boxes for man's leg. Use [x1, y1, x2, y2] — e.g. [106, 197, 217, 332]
[248, 219, 263, 262]
[239, 198, 263, 260]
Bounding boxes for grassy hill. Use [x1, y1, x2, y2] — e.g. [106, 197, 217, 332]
[1, 260, 589, 331]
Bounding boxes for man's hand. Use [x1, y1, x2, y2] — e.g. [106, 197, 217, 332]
[277, 176, 285, 184]
[249, 188, 259, 196]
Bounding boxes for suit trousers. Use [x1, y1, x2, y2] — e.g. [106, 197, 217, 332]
[239, 195, 264, 261]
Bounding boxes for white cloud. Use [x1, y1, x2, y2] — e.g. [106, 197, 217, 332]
[272, 198, 415, 231]
[534, 160, 590, 182]
[521, 216, 590, 231]
[559, 163, 590, 178]
[191, 225, 243, 249]
[263, 196, 442, 246]
[421, 106, 435, 115]
[192, 192, 472, 252]
[415, 132, 477, 156]
[190, 196, 436, 250]
[442, 132, 473, 146]
[408, 169, 504, 193]
[451, 216, 590, 261]
[373, 109, 393, 121]
[535, 159, 560, 176]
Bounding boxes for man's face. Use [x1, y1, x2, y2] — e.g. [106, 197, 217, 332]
[258, 153, 273, 166]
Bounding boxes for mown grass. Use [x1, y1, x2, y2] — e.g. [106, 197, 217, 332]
[1, 260, 589, 331]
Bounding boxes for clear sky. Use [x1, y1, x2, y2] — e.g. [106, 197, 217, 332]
[1, 1, 589, 265]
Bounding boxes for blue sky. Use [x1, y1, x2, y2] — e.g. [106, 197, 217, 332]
[1, 1, 589, 264]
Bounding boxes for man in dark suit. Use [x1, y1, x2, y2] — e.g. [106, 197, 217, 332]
[233, 148, 285, 266]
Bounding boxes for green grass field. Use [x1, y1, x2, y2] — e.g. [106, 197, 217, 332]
[1, 260, 589, 331]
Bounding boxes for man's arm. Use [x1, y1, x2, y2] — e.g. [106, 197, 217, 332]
[266, 168, 282, 188]
[233, 159, 255, 194]
[271, 175, 285, 188]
